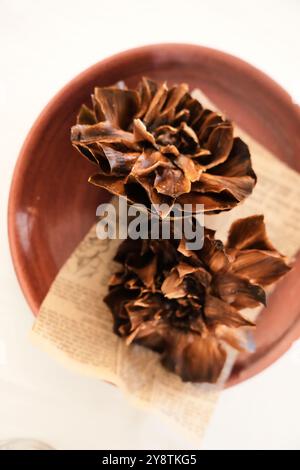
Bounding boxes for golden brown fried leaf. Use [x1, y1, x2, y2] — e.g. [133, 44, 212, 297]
[231, 250, 291, 286]
[94, 87, 139, 129]
[226, 214, 276, 251]
[213, 272, 266, 308]
[162, 332, 227, 383]
[204, 294, 254, 328]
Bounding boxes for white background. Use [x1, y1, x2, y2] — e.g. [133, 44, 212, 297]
[1, 0, 300, 450]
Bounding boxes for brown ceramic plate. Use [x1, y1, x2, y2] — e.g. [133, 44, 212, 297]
[8, 44, 300, 387]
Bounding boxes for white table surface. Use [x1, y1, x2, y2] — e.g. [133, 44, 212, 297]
[1, 0, 300, 450]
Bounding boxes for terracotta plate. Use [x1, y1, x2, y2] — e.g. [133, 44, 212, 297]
[8, 44, 300, 387]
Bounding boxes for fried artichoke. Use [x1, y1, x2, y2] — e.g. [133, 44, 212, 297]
[71, 78, 257, 215]
[104, 215, 290, 383]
